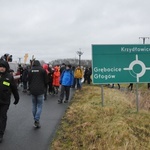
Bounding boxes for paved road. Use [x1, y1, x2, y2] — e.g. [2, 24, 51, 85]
[0, 86, 75, 150]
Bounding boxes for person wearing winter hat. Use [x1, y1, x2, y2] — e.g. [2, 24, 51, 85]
[60, 63, 66, 75]
[42, 64, 49, 100]
[0, 59, 19, 143]
[58, 64, 74, 104]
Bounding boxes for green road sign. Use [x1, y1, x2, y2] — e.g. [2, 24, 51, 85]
[92, 44, 150, 84]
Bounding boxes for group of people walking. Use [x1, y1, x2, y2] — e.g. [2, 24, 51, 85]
[0, 58, 92, 143]
[20, 62, 92, 98]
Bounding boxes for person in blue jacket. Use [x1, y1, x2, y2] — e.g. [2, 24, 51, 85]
[58, 64, 74, 104]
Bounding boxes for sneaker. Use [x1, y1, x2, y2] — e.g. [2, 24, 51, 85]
[34, 121, 41, 128]
[64, 100, 68, 103]
[58, 100, 62, 104]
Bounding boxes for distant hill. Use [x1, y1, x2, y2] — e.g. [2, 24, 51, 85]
[48, 58, 92, 67]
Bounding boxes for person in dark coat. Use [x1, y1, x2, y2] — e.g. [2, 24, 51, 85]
[58, 65, 74, 104]
[87, 67, 92, 84]
[60, 63, 66, 75]
[83, 67, 88, 83]
[0, 59, 19, 142]
[22, 65, 29, 93]
[28, 60, 47, 128]
[18, 64, 23, 85]
[48, 65, 54, 95]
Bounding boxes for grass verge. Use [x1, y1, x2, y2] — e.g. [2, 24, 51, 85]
[50, 84, 150, 150]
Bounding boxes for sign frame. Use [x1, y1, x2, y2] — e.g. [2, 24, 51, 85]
[92, 44, 150, 84]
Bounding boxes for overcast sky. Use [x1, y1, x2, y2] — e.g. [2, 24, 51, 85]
[0, 0, 150, 63]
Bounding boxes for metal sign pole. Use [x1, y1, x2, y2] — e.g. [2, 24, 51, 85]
[101, 85, 104, 107]
[136, 83, 139, 112]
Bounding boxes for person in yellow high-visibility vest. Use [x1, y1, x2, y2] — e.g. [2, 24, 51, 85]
[0, 59, 19, 143]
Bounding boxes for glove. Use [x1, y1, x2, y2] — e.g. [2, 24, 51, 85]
[13, 99, 19, 105]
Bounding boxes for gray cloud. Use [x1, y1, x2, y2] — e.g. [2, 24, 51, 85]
[0, 0, 150, 63]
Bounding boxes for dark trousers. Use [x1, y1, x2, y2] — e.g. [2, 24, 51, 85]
[44, 85, 48, 100]
[59, 85, 70, 101]
[48, 82, 54, 93]
[0, 104, 9, 135]
[111, 84, 120, 89]
[87, 75, 91, 84]
[128, 83, 133, 90]
[148, 83, 150, 89]
[73, 78, 81, 89]
[23, 81, 28, 90]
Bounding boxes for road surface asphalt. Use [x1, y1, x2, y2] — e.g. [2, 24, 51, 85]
[0, 86, 75, 150]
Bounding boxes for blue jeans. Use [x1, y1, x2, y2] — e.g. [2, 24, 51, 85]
[73, 78, 81, 89]
[32, 94, 44, 122]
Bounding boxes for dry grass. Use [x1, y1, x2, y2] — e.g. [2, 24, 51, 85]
[50, 84, 150, 150]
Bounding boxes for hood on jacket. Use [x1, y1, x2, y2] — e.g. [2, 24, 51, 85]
[66, 64, 72, 69]
[43, 64, 49, 74]
[54, 66, 59, 71]
[43, 64, 48, 70]
[32, 60, 41, 67]
[0, 59, 10, 72]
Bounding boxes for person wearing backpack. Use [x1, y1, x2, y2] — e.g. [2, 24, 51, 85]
[58, 65, 74, 104]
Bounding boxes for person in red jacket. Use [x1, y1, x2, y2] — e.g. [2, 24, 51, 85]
[53, 66, 60, 94]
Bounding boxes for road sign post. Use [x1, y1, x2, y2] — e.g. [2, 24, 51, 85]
[92, 44, 150, 84]
[92, 44, 150, 111]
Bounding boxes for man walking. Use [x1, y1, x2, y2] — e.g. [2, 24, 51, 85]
[58, 65, 74, 104]
[0, 59, 19, 142]
[28, 60, 47, 128]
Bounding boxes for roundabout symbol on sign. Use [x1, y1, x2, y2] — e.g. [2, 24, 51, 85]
[123, 55, 150, 82]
